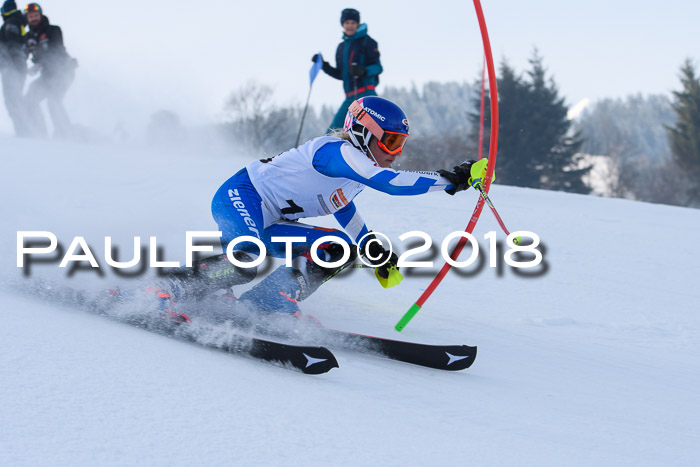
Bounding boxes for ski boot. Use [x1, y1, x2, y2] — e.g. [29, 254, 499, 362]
[144, 286, 192, 324]
[159, 251, 257, 302]
[238, 242, 356, 322]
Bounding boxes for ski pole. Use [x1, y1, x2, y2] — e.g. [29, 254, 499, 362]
[474, 184, 520, 244]
[296, 53, 324, 147]
[351, 62, 359, 97]
[295, 88, 313, 148]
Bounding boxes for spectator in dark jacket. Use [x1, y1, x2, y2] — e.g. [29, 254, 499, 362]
[312, 8, 383, 132]
[24, 3, 77, 139]
[0, 0, 30, 136]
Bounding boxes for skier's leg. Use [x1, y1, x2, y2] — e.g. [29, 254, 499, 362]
[270, 222, 357, 301]
[160, 250, 258, 302]
[211, 168, 266, 254]
[46, 71, 74, 140]
[142, 169, 265, 307]
[24, 76, 49, 138]
[238, 222, 357, 314]
[1, 68, 31, 137]
[166, 167, 267, 296]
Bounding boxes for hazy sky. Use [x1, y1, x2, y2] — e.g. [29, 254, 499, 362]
[1, 0, 698, 134]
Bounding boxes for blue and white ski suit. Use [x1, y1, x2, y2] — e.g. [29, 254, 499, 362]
[210, 136, 453, 312]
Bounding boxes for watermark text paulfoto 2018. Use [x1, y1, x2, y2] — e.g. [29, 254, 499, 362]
[16, 230, 546, 276]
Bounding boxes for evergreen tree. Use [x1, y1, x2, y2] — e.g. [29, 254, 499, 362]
[472, 51, 590, 193]
[469, 60, 529, 185]
[525, 51, 588, 192]
[666, 59, 700, 204]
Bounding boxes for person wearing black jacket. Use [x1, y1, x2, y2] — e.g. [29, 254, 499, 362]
[312, 8, 383, 132]
[0, 0, 30, 136]
[23, 3, 77, 139]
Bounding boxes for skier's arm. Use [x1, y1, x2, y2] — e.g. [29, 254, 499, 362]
[48, 26, 65, 51]
[333, 201, 369, 245]
[313, 142, 454, 195]
[323, 61, 341, 80]
[321, 44, 343, 80]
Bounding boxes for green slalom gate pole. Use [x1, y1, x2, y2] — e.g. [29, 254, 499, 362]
[395, 303, 422, 331]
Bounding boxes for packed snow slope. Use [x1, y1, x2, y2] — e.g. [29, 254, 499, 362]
[1, 135, 699, 466]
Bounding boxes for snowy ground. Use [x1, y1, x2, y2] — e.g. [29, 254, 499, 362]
[1, 135, 699, 466]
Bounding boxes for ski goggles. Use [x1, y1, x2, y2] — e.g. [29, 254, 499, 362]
[377, 130, 409, 155]
[25, 3, 42, 14]
[348, 101, 409, 155]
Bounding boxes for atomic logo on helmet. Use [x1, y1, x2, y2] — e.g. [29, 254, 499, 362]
[343, 97, 410, 156]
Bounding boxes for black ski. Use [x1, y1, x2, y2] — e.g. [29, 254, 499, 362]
[228, 337, 339, 375]
[318, 328, 477, 371]
[15, 281, 339, 375]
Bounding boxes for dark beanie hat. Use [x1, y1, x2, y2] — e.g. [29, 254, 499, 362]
[1, 1, 17, 15]
[340, 8, 360, 24]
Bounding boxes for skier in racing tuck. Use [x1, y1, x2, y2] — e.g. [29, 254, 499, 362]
[157, 96, 492, 321]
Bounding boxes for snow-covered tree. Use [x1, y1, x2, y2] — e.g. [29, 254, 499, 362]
[667, 59, 700, 205]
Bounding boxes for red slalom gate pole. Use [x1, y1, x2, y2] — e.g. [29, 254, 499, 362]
[395, 0, 499, 332]
[478, 55, 486, 160]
